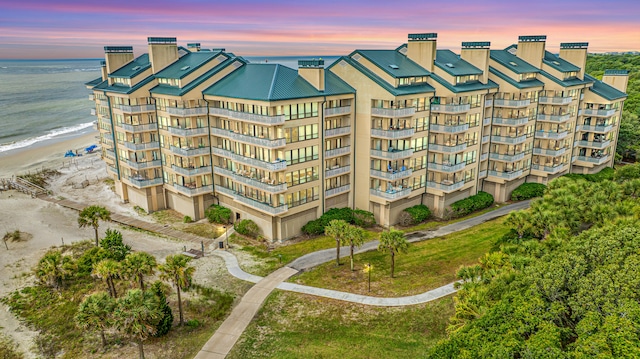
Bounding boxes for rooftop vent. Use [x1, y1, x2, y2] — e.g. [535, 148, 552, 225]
[445, 63, 455, 68]
[552, 61, 560, 65]
[389, 64, 399, 69]
[509, 61, 518, 66]
[352, 54, 362, 61]
[132, 66, 141, 71]
[180, 66, 190, 71]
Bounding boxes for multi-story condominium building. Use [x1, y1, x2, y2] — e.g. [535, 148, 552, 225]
[87, 34, 628, 240]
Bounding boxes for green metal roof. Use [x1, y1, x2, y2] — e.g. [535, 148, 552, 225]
[203, 63, 354, 101]
[350, 50, 430, 78]
[489, 67, 545, 89]
[543, 51, 580, 72]
[584, 74, 627, 100]
[539, 70, 592, 88]
[328, 56, 434, 96]
[155, 51, 224, 79]
[109, 54, 151, 79]
[490, 50, 539, 74]
[430, 73, 498, 94]
[435, 50, 483, 76]
[91, 75, 155, 95]
[85, 77, 104, 87]
[151, 57, 242, 96]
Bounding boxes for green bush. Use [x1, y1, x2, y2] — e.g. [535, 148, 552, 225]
[450, 192, 494, 217]
[301, 208, 376, 235]
[301, 219, 325, 235]
[99, 229, 131, 261]
[564, 167, 615, 182]
[234, 219, 261, 238]
[353, 209, 376, 228]
[183, 215, 193, 223]
[150, 281, 173, 337]
[76, 246, 109, 275]
[205, 205, 232, 224]
[510, 183, 547, 201]
[614, 163, 640, 182]
[403, 204, 431, 225]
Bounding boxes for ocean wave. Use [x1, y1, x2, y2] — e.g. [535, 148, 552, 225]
[0, 122, 95, 153]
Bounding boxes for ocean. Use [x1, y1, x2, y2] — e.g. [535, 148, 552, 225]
[0, 56, 340, 157]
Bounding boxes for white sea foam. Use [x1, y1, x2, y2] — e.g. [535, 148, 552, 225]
[0, 122, 94, 153]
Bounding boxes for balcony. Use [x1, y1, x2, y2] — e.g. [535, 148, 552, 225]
[325, 106, 351, 117]
[124, 159, 161, 170]
[576, 124, 613, 133]
[170, 145, 210, 157]
[127, 176, 163, 188]
[120, 122, 158, 132]
[370, 168, 413, 180]
[492, 117, 529, 126]
[488, 169, 523, 180]
[325, 126, 351, 138]
[370, 187, 412, 201]
[574, 155, 610, 165]
[482, 135, 490, 144]
[489, 152, 525, 162]
[173, 184, 212, 196]
[531, 164, 566, 174]
[326, 165, 351, 178]
[326, 184, 350, 198]
[491, 135, 527, 145]
[429, 123, 469, 133]
[104, 149, 115, 160]
[533, 147, 566, 157]
[493, 99, 530, 108]
[480, 153, 488, 161]
[99, 99, 109, 107]
[171, 165, 211, 177]
[580, 108, 616, 117]
[539, 96, 573, 105]
[89, 94, 95, 101]
[123, 141, 160, 151]
[90, 109, 96, 116]
[428, 143, 467, 153]
[370, 148, 414, 160]
[536, 114, 571, 123]
[428, 162, 465, 173]
[107, 165, 118, 175]
[535, 130, 569, 140]
[212, 147, 287, 171]
[430, 103, 470, 114]
[210, 127, 286, 148]
[576, 140, 611, 149]
[168, 126, 209, 137]
[102, 134, 114, 145]
[209, 107, 285, 126]
[165, 106, 208, 117]
[485, 99, 493, 107]
[371, 107, 416, 118]
[215, 166, 287, 193]
[119, 104, 156, 114]
[479, 170, 487, 178]
[371, 127, 415, 139]
[326, 146, 351, 159]
[427, 180, 465, 193]
[483, 117, 491, 126]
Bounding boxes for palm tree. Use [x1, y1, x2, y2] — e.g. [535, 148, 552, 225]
[159, 254, 195, 325]
[377, 228, 409, 278]
[123, 252, 157, 291]
[75, 291, 115, 348]
[112, 289, 161, 359]
[325, 219, 349, 266]
[78, 205, 111, 246]
[93, 259, 121, 298]
[343, 225, 366, 271]
[36, 250, 76, 290]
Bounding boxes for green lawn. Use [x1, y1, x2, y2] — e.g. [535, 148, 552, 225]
[228, 291, 454, 359]
[289, 218, 509, 297]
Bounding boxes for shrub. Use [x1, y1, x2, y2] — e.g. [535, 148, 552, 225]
[183, 215, 193, 223]
[353, 209, 376, 228]
[150, 281, 173, 337]
[510, 183, 547, 201]
[76, 246, 109, 275]
[403, 204, 431, 225]
[398, 211, 414, 227]
[614, 163, 640, 183]
[186, 319, 201, 328]
[301, 208, 377, 235]
[564, 167, 616, 183]
[301, 219, 325, 235]
[100, 229, 131, 261]
[450, 191, 494, 217]
[234, 219, 261, 238]
[205, 205, 232, 224]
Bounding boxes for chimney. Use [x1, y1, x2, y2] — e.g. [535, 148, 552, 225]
[100, 60, 108, 81]
[406, 33, 437, 72]
[148, 37, 179, 74]
[298, 59, 325, 91]
[602, 70, 629, 93]
[104, 46, 134, 74]
[460, 42, 491, 84]
[516, 35, 546, 68]
[187, 43, 201, 52]
[560, 42, 588, 79]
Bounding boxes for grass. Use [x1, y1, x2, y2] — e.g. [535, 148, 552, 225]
[400, 202, 508, 233]
[151, 209, 225, 238]
[229, 291, 454, 359]
[0, 332, 24, 359]
[290, 218, 510, 297]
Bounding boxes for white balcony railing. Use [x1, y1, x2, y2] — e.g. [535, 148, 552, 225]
[326, 165, 351, 178]
[429, 123, 469, 133]
[371, 107, 416, 118]
[165, 106, 208, 117]
[370, 128, 415, 139]
[488, 169, 524, 180]
[119, 104, 156, 113]
[124, 159, 162, 170]
[120, 122, 158, 132]
[209, 107, 286, 125]
[428, 162, 465, 173]
[168, 126, 209, 137]
[370, 168, 413, 180]
[534, 130, 569, 140]
[370, 187, 412, 201]
[489, 152, 525, 162]
[325, 106, 351, 116]
[491, 135, 527, 145]
[325, 126, 351, 138]
[171, 165, 212, 177]
[214, 166, 287, 193]
[533, 147, 566, 157]
[430, 103, 471, 113]
[580, 108, 616, 117]
[531, 164, 566, 174]
[428, 143, 467, 153]
[426, 180, 465, 193]
[536, 114, 571, 123]
[493, 99, 530, 108]
[492, 117, 529, 126]
[212, 147, 287, 171]
[123, 141, 160, 151]
[575, 140, 611, 149]
[173, 184, 213, 196]
[370, 148, 414, 160]
[326, 184, 350, 198]
[170, 145, 210, 157]
[539, 96, 573, 105]
[576, 124, 613, 133]
[325, 146, 351, 158]
[210, 127, 286, 148]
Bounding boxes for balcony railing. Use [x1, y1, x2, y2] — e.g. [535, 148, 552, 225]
[488, 169, 524, 180]
[479, 170, 487, 178]
[535, 130, 569, 140]
[173, 184, 213, 196]
[491, 135, 527, 145]
[124, 159, 161, 170]
[127, 177, 163, 188]
[107, 165, 118, 175]
[99, 99, 109, 107]
[325, 126, 351, 138]
[89, 94, 95, 101]
[119, 104, 156, 113]
[326, 146, 351, 158]
[576, 140, 611, 149]
[326, 165, 351, 178]
[370, 168, 413, 180]
[576, 124, 613, 133]
[170, 145, 210, 157]
[430, 103, 470, 113]
[325, 106, 351, 116]
[428, 162, 465, 173]
[171, 165, 211, 177]
[123, 141, 160, 151]
[326, 184, 350, 198]
[370, 148, 414, 160]
[215, 186, 288, 215]
[485, 99, 493, 107]
[539, 96, 573, 105]
[536, 114, 571, 123]
[168, 126, 209, 137]
[428, 143, 467, 153]
[104, 149, 115, 160]
[574, 155, 610, 165]
[492, 117, 529, 126]
[429, 123, 469, 133]
[212, 147, 287, 171]
[483, 117, 491, 126]
[371, 107, 416, 118]
[120, 122, 158, 132]
[210, 127, 286, 148]
[165, 106, 208, 117]
[370, 128, 415, 139]
[489, 152, 525, 162]
[493, 99, 530, 108]
[580, 108, 616, 117]
[215, 166, 287, 193]
[482, 135, 490, 143]
[209, 107, 285, 125]
[370, 187, 412, 201]
[531, 164, 566, 174]
[426, 180, 465, 192]
[480, 153, 488, 161]
[533, 147, 566, 157]
[90, 108, 96, 116]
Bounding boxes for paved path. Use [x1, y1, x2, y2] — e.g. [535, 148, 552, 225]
[194, 266, 298, 359]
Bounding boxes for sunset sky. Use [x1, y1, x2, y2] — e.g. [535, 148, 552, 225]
[1, 0, 639, 59]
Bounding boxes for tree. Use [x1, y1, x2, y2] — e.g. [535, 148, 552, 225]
[112, 289, 161, 359]
[75, 291, 115, 348]
[123, 252, 157, 291]
[93, 259, 121, 298]
[78, 205, 111, 246]
[159, 254, 195, 325]
[100, 229, 131, 261]
[150, 281, 173, 337]
[35, 250, 76, 290]
[325, 219, 349, 266]
[343, 225, 366, 271]
[378, 228, 409, 278]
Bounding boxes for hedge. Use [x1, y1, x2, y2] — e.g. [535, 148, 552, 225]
[564, 167, 615, 183]
[450, 191, 494, 217]
[205, 205, 232, 224]
[234, 219, 261, 238]
[510, 183, 547, 201]
[301, 207, 376, 235]
[401, 204, 431, 225]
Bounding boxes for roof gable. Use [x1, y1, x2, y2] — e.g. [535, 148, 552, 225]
[351, 49, 430, 78]
[490, 49, 539, 74]
[435, 50, 482, 76]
